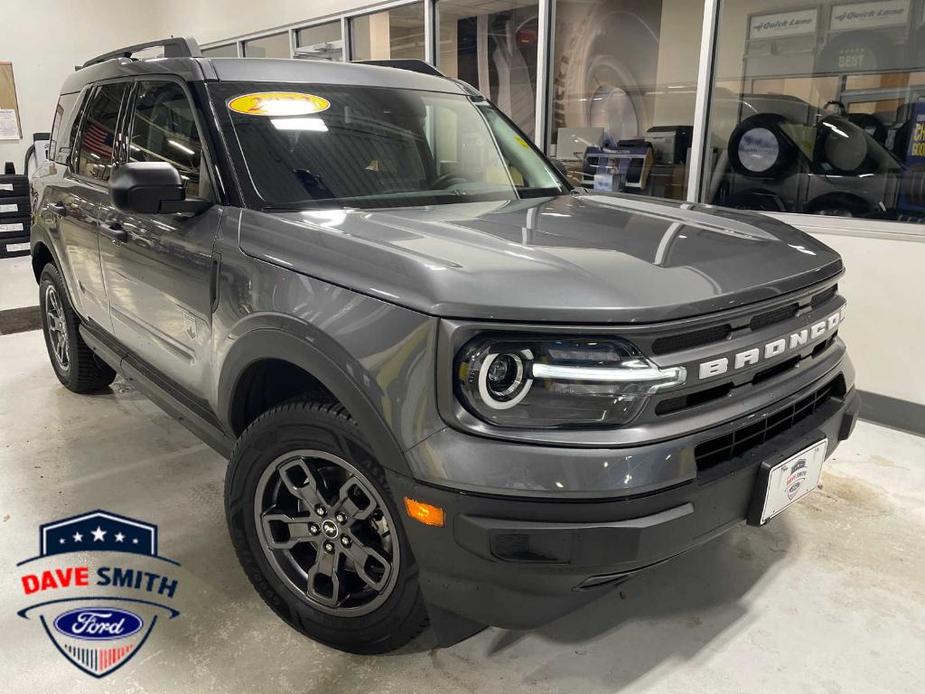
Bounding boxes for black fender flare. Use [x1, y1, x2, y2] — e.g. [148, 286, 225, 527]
[30, 229, 79, 306]
[216, 327, 413, 477]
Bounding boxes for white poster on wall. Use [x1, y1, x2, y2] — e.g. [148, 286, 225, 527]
[830, 0, 910, 31]
[749, 9, 818, 40]
[0, 108, 18, 140]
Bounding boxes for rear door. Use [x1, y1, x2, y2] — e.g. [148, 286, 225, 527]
[99, 78, 222, 397]
[51, 82, 130, 332]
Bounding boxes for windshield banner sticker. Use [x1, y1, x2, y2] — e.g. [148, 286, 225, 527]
[227, 92, 331, 117]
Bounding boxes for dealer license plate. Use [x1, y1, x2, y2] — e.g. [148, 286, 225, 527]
[757, 440, 827, 524]
[5, 242, 29, 252]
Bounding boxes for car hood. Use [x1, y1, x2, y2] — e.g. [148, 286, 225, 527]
[239, 192, 842, 323]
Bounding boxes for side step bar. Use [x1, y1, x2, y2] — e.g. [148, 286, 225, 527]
[79, 324, 233, 458]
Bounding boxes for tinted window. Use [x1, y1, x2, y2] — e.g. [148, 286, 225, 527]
[438, 0, 540, 139]
[706, 0, 925, 224]
[59, 90, 87, 166]
[351, 3, 425, 62]
[202, 44, 238, 58]
[243, 32, 290, 58]
[550, 0, 704, 200]
[214, 83, 566, 209]
[76, 83, 127, 181]
[128, 81, 204, 197]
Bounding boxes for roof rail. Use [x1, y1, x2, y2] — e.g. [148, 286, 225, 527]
[354, 59, 445, 78]
[80, 37, 202, 70]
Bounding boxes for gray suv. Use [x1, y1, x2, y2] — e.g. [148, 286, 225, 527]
[30, 38, 859, 654]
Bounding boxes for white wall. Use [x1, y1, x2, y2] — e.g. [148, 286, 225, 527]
[157, 0, 371, 45]
[0, 0, 169, 168]
[805, 231, 925, 406]
[0, 0, 377, 169]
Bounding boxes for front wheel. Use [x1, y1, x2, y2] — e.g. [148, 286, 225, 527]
[225, 401, 429, 654]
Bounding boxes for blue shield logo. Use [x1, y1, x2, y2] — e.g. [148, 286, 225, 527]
[16, 510, 182, 678]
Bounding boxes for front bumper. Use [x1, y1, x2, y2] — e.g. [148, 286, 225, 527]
[387, 373, 859, 631]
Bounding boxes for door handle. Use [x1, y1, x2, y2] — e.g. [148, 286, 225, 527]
[99, 222, 128, 243]
[42, 201, 67, 230]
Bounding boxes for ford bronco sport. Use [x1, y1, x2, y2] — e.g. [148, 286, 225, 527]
[29, 37, 859, 654]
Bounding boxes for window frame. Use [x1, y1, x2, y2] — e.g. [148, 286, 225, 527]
[123, 77, 218, 203]
[69, 79, 132, 187]
[197, 0, 925, 240]
[348, 1, 427, 63]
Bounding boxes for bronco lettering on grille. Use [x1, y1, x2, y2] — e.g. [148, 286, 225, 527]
[697, 306, 845, 380]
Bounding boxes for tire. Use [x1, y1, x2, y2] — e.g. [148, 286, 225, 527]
[814, 115, 871, 176]
[225, 400, 429, 654]
[806, 193, 872, 218]
[728, 188, 788, 212]
[39, 263, 116, 393]
[728, 114, 798, 179]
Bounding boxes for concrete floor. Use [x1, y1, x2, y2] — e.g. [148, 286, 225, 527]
[0, 253, 36, 311]
[1, 261, 923, 692]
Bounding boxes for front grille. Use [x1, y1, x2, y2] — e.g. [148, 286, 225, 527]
[652, 325, 731, 355]
[811, 285, 837, 307]
[649, 283, 839, 356]
[694, 376, 845, 471]
[750, 302, 798, 331]
[655, 333, 838, 417]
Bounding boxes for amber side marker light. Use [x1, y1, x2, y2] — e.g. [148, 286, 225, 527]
[404, 497, 445, 527]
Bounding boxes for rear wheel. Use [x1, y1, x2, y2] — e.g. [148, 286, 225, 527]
[39, 264, 116, 393]
[225, 400, 429, 654]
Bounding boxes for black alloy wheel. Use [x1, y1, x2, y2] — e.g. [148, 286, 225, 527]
[225, 401, 429, 654]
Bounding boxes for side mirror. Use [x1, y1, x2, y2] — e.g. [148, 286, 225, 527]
[110, 162, 211, 215]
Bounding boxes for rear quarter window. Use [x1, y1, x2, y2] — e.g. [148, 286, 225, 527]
[52, 90, 85, 166]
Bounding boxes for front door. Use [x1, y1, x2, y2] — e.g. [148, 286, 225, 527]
[99, 79, 222, 398]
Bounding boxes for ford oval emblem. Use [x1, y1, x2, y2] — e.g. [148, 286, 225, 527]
[53, 607, 143, 641]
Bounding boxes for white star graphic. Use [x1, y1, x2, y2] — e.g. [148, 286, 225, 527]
[132, 538, 139, 544]
[72, 531, 83, 542]
[115, 532, 125, 543]
[59, 538, 65, 544]
[91, 526, 107, 542]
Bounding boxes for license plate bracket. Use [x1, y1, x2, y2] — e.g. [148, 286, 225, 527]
[747, 439, 828, 526]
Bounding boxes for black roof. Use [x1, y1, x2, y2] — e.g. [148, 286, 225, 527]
[62, 38, 473, 97]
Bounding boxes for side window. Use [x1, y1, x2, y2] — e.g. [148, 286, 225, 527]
[55, 91, 86, 166]
[76, 83, 128, 181]
[48, 104, 64, 161]
[129, 81, 205, 198]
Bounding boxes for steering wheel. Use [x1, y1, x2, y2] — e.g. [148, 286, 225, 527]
[431, 173, 467, 189]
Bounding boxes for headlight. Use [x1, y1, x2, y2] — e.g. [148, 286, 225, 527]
[455, 336, 686, 428]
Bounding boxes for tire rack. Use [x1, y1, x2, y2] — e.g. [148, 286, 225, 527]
[0, 174, 30, 257]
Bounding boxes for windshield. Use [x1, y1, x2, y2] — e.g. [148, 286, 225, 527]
[211, 82, 568, 209]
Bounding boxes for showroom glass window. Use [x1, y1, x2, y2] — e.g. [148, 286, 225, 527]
[243, 33, 290, 58]
[295, 22, 344, 61]
[705, 0, 925, 223]
[437, 0, 540, 139]
[202, 44, 238, 58]
[550, 0, 705, 200]
[352, 2, 425, 61]
[128, 81, 204, 198]
[75, 83, 128, 181]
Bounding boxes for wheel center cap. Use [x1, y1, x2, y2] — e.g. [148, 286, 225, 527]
[321, 519, 339, 538]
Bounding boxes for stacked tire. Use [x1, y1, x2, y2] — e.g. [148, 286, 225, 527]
[0, 173, 30, 258]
